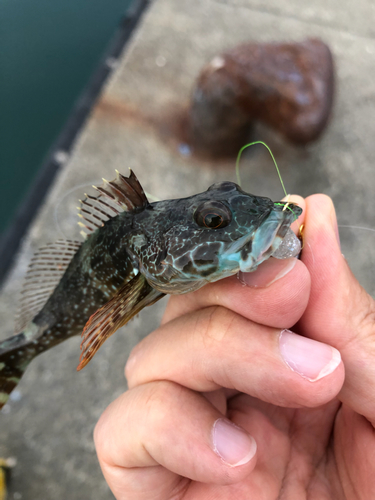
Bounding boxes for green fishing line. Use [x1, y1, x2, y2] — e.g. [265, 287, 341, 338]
[235, 141, 288, 198]
[235, 141, 299, 221]
[273, 202, 298, 221]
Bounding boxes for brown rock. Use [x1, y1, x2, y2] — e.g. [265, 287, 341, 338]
[189, 38, 334, 155]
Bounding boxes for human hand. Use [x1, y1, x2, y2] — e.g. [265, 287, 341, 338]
[94, 194, 375, 499]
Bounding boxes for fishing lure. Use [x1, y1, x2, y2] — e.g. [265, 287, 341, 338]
[0, 170, 301, 410]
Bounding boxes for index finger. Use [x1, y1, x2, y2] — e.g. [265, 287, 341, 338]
[162, 196, 308, 329]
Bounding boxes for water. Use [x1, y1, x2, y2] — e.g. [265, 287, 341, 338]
[0, 0, 133, 236]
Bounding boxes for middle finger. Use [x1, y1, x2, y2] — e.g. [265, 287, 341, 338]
[162, 258, 311, 328]
[126, 306, 344, 409]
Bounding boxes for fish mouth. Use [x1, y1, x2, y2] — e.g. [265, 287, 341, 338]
[271, 227, 301, 259]
[223, 208, 300, 273]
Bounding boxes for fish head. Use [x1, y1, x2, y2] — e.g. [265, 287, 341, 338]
[132, 182, 302, 294]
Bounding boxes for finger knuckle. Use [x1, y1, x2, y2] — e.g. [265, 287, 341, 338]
[142, 381, 186, 426]
[195, 306, 239, 349]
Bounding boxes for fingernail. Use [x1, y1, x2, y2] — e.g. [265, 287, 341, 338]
[279, 330, 341, 382]
[212, 418, 257, 467]
[239, 257, 296, 288]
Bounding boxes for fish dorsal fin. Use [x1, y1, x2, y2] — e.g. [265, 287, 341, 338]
[77, 273, 164, 370]
[14, 240, 81, 333]
[77, 170, 149, 236]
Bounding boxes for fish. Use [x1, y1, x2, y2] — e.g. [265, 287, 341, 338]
[0, 170, 302, 410]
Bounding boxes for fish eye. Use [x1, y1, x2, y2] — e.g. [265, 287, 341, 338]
[194, 201, 231, 229]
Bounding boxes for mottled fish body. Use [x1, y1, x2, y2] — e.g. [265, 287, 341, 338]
[0, 171, 301, 409]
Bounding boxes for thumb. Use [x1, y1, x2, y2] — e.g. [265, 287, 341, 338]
[298, 194, 375, 422]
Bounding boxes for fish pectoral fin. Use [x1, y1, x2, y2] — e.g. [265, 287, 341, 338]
[77, 274, 164, 371]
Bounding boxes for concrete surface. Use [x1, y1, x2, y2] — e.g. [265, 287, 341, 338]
[1, 0, 375, 498]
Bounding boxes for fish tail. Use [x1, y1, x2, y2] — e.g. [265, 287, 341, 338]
[0, 331, 39, 410]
